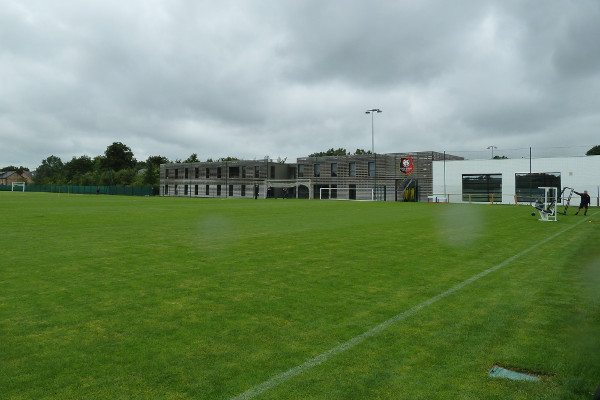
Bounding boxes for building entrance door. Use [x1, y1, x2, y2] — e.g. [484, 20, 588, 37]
[395, 179, 418, 202]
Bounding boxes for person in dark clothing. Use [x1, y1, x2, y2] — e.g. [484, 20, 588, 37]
[574, 190, 590, 215]
[254, 184, 259, 200]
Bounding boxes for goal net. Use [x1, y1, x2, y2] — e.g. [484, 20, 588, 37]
[319, 186, 384, 201]
[11, 182, 26, 192]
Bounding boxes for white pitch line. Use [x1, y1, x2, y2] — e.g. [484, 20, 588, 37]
[230, 214, 595, 400]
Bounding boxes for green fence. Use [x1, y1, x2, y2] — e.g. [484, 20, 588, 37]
[0, 185, 158, 196]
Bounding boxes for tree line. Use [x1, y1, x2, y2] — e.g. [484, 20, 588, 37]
[2, 142, 223, 187]
[308, 148, 372, 157]
[29, 142, 169, 186]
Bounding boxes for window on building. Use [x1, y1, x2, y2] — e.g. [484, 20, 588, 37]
[462, 174, 502, 202]
[254, 166, 260, 178]
[368, 162, 375, 177]
[314, 164, 320, 177]
[515, 172, 561, 203]
[242, 166, 246, 178]
[184, 184, 188, 195]
[165, 169, 169, 178]
[184, 168, 188, 179]
[217, 185, 221, 196]
[205, 185, 210, 195]
[164, 184, 169, 195]
[331, 163, 338, 177]
[195, 168, 199, 179]
[228, 185, 234, 196]
[298, 164, 305, 177]
[241, 185, 246, 196]
[229, 167, 239, 178]
[175, 169, 179, 179]
[349, 162, 356, 177]
[174, 184, 179, 195]
[205, 168, 210, 178]
[194, 185, 198, 196]
[270, 166, 275, 179]
[217, 167, 222, 178]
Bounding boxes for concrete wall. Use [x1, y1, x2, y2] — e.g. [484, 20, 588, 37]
[433, 155, 600, 205]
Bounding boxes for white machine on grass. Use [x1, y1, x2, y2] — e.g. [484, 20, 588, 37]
[532, 186, 558, 222]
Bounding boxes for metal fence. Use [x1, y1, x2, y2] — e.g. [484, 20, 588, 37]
[0, 184, 158, 196]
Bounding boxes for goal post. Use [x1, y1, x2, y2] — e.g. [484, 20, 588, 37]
[11, 182, 26, 192]
[319, 186, 384, 201]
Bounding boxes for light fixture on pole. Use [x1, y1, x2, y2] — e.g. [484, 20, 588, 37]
[365, 109, 382, 200]
[487, 145, 497, 159]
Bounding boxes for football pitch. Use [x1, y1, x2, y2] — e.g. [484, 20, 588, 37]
[1, 192, 599, 399]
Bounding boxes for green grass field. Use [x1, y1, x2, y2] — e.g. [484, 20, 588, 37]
[1, 192, 599, 399]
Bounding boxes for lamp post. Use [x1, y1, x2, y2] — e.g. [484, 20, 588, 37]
[487, 145, 497, 159]
[365, 108, 382, 200]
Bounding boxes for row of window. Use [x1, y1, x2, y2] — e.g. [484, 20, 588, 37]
[462, 172, 561, 202]
[166, 162, 378, 180]
[298, 162, 375, 178]
[165, 184, 250, 197]
[165, 166, 262, 180]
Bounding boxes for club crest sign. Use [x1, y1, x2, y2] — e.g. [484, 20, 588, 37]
[399, 157, 414, 175]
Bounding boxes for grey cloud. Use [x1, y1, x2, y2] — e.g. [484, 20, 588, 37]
[0, 0, 598, 169]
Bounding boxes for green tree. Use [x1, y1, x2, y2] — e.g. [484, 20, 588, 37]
[113, 169, 136, 185]
[354, 148, 372, 155]
[1, 166, 29, 174]
[218, 156, 239, 161]
[65, 155, 94, 184]
[586, 145, 600, 155]
[104, 142, 136, 171]
[34, 155, 64, 184]
[184, 153, 199, 163]
[308, 148, 349, 157]
[79, 171, 97, 186]
[146, 155, 170, 168]
[140, 164, 159, 186]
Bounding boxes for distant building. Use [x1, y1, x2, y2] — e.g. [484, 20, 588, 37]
[160, 151, 462, 201]
[0, 170, 33, 186]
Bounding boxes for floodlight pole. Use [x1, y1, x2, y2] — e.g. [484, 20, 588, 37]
[487, 145, 497, 159]
[366, 109, 382, 200]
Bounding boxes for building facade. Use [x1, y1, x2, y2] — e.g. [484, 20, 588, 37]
[432, 155, 600, 205]
[161, 159, 298, 199]
[0, 170, 33, 186]
[160, 151, 461, 201]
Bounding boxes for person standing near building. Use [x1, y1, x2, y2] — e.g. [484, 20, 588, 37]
[574, 190, 591, 215]
[254, 184, 259, 200]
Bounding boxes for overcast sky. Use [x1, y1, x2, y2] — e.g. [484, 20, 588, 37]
[2, 0, 599, 169]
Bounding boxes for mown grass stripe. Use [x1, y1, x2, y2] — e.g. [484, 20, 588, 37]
[230, 214, 595, 400]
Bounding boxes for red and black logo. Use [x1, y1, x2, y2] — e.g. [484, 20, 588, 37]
[399, 157, 414, 175]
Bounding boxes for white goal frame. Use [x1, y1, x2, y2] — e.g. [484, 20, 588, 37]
[11, 182, 26, 192]
[532, 186, 558, 222]
[319, 187, 378, 201]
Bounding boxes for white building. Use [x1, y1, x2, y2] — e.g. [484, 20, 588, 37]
[432, 155, 600, 205]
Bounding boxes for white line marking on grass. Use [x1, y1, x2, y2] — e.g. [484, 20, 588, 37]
[230, 215, 595, 400]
